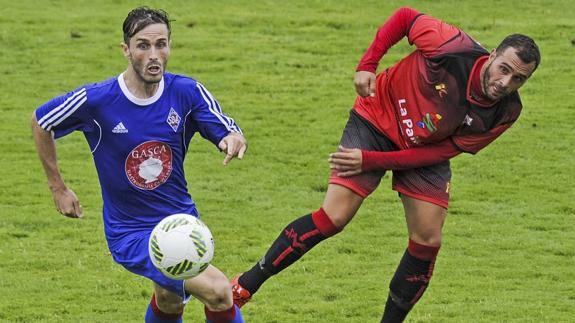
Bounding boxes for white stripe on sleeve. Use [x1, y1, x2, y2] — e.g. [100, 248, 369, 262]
[38, 88, 87, 130]
[196, 83, 242, 134]
[46, 96, 88, 131]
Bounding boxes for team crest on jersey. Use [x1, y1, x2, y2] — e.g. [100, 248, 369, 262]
[416, 113, 443, 133]
[125, 141, 173, 190]
[435, 83, 447, 98]
[167, 108, 181, 132]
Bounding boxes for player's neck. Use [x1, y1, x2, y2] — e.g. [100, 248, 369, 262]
[122, 69, 160, 99]
[467, 55, 497, 107]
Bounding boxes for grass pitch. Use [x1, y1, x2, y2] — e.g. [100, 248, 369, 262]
[1, 0, 574, 322]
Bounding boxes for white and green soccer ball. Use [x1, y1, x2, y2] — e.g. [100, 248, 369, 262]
[149, 213, 214, 280]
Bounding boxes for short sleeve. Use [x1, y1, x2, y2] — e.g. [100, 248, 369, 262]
[35, 87, 92, 139]
[188, 82, 242, 146]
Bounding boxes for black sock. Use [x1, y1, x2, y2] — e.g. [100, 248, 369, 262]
[239, 209, 339, 295]
[381, 240, 439, 323]
[382, 294, 408, 323]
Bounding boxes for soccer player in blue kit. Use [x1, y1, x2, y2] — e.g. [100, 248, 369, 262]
[31, 7, 246, 323]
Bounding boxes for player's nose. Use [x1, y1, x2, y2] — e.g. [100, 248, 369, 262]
[149, 47, 159, 60]
[501, 74, 513, 88]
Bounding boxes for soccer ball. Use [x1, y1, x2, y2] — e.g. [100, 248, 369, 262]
[149, 213, 214, 280]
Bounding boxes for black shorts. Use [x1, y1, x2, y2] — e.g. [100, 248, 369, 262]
[329, 110, 451, 208]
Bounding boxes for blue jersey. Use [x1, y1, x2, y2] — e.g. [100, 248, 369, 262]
[35, 72, 242, 247]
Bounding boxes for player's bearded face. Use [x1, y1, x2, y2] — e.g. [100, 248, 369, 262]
[125, 23, 170, 84]
[481, 47, 534, 101]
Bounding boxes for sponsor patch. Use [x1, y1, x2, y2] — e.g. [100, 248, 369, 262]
[125, 141, 173, 190]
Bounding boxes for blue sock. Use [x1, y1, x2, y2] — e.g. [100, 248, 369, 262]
[231, 305, 244, 323]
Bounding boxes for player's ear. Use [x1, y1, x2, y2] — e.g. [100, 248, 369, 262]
[121, 42, 130, 58]
[489, 48, 497, 59]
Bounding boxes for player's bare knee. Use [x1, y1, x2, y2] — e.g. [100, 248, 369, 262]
[411, 232, 442, 247]
[202, 278, 232, 310]
[322, 185, 363, 229]
[327, 214, 349, 231]
[324, 208, 353, 231]
[155, 290, 184, 314]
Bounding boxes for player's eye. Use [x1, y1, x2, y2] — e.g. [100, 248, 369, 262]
[137, 43, 149, 50]
[499, 66, 509, 74]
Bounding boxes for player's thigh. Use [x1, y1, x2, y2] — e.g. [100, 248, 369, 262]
[392, 160, 451, 210]
[329, 110, 397, 197]
[326, 110, 399, 228]
[393, 161, 450, 246]
[184, 264, 232, 310]
[401, 194, 446, 247]
[110, 230, 190, 301]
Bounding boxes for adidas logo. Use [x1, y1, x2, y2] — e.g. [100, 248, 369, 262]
[112, 122, 128, 133]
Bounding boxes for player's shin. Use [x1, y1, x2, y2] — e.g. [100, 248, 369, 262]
[145, 294, 183, 323]
[381, 239, 440, 323]
[239, 208, 340, 295]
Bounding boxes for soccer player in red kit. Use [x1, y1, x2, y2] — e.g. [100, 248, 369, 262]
[232, 7, 540, 322]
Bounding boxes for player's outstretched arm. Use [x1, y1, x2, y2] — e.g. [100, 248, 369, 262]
[217, 132, 247, 166]
[31, 113, 83, 218]
[329, 140, 461, 176]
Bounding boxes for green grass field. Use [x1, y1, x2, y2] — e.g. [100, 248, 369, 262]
[1, 0, 574, 322]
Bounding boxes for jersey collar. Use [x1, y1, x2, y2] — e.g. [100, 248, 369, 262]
[117, 72, 164, 106]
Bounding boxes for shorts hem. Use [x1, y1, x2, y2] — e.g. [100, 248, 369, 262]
[394, 187, 449, 209]
[329, 178, 370, 198]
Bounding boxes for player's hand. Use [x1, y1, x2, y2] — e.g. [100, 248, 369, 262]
[218, 132, 247, 165]
[329, 146, 363, 177]
[354, 71, 376, 97]
[50, 186, 83, 218]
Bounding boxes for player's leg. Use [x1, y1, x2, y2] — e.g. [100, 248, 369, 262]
[107, 231, 186, 323]
[233, 110, 393, 307]
[382, 163, 450, 322]
[403, 195, 446, 246]
[109, 230, 242, 323]
[146, 283, 185, 323]
[381, 196, 445, 322]
[184, 265, 244, 323]
[234, 183, 363, 304]
[146, 270, 244, 323]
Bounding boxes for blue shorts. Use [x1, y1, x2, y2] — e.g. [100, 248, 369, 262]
[108, 229, 192, 302]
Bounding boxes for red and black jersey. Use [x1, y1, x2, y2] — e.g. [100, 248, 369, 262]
[354, 8, 522, 154]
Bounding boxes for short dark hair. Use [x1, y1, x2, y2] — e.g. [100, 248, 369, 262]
[122, 7, 171, 44]
[496, 34, 540, 71]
